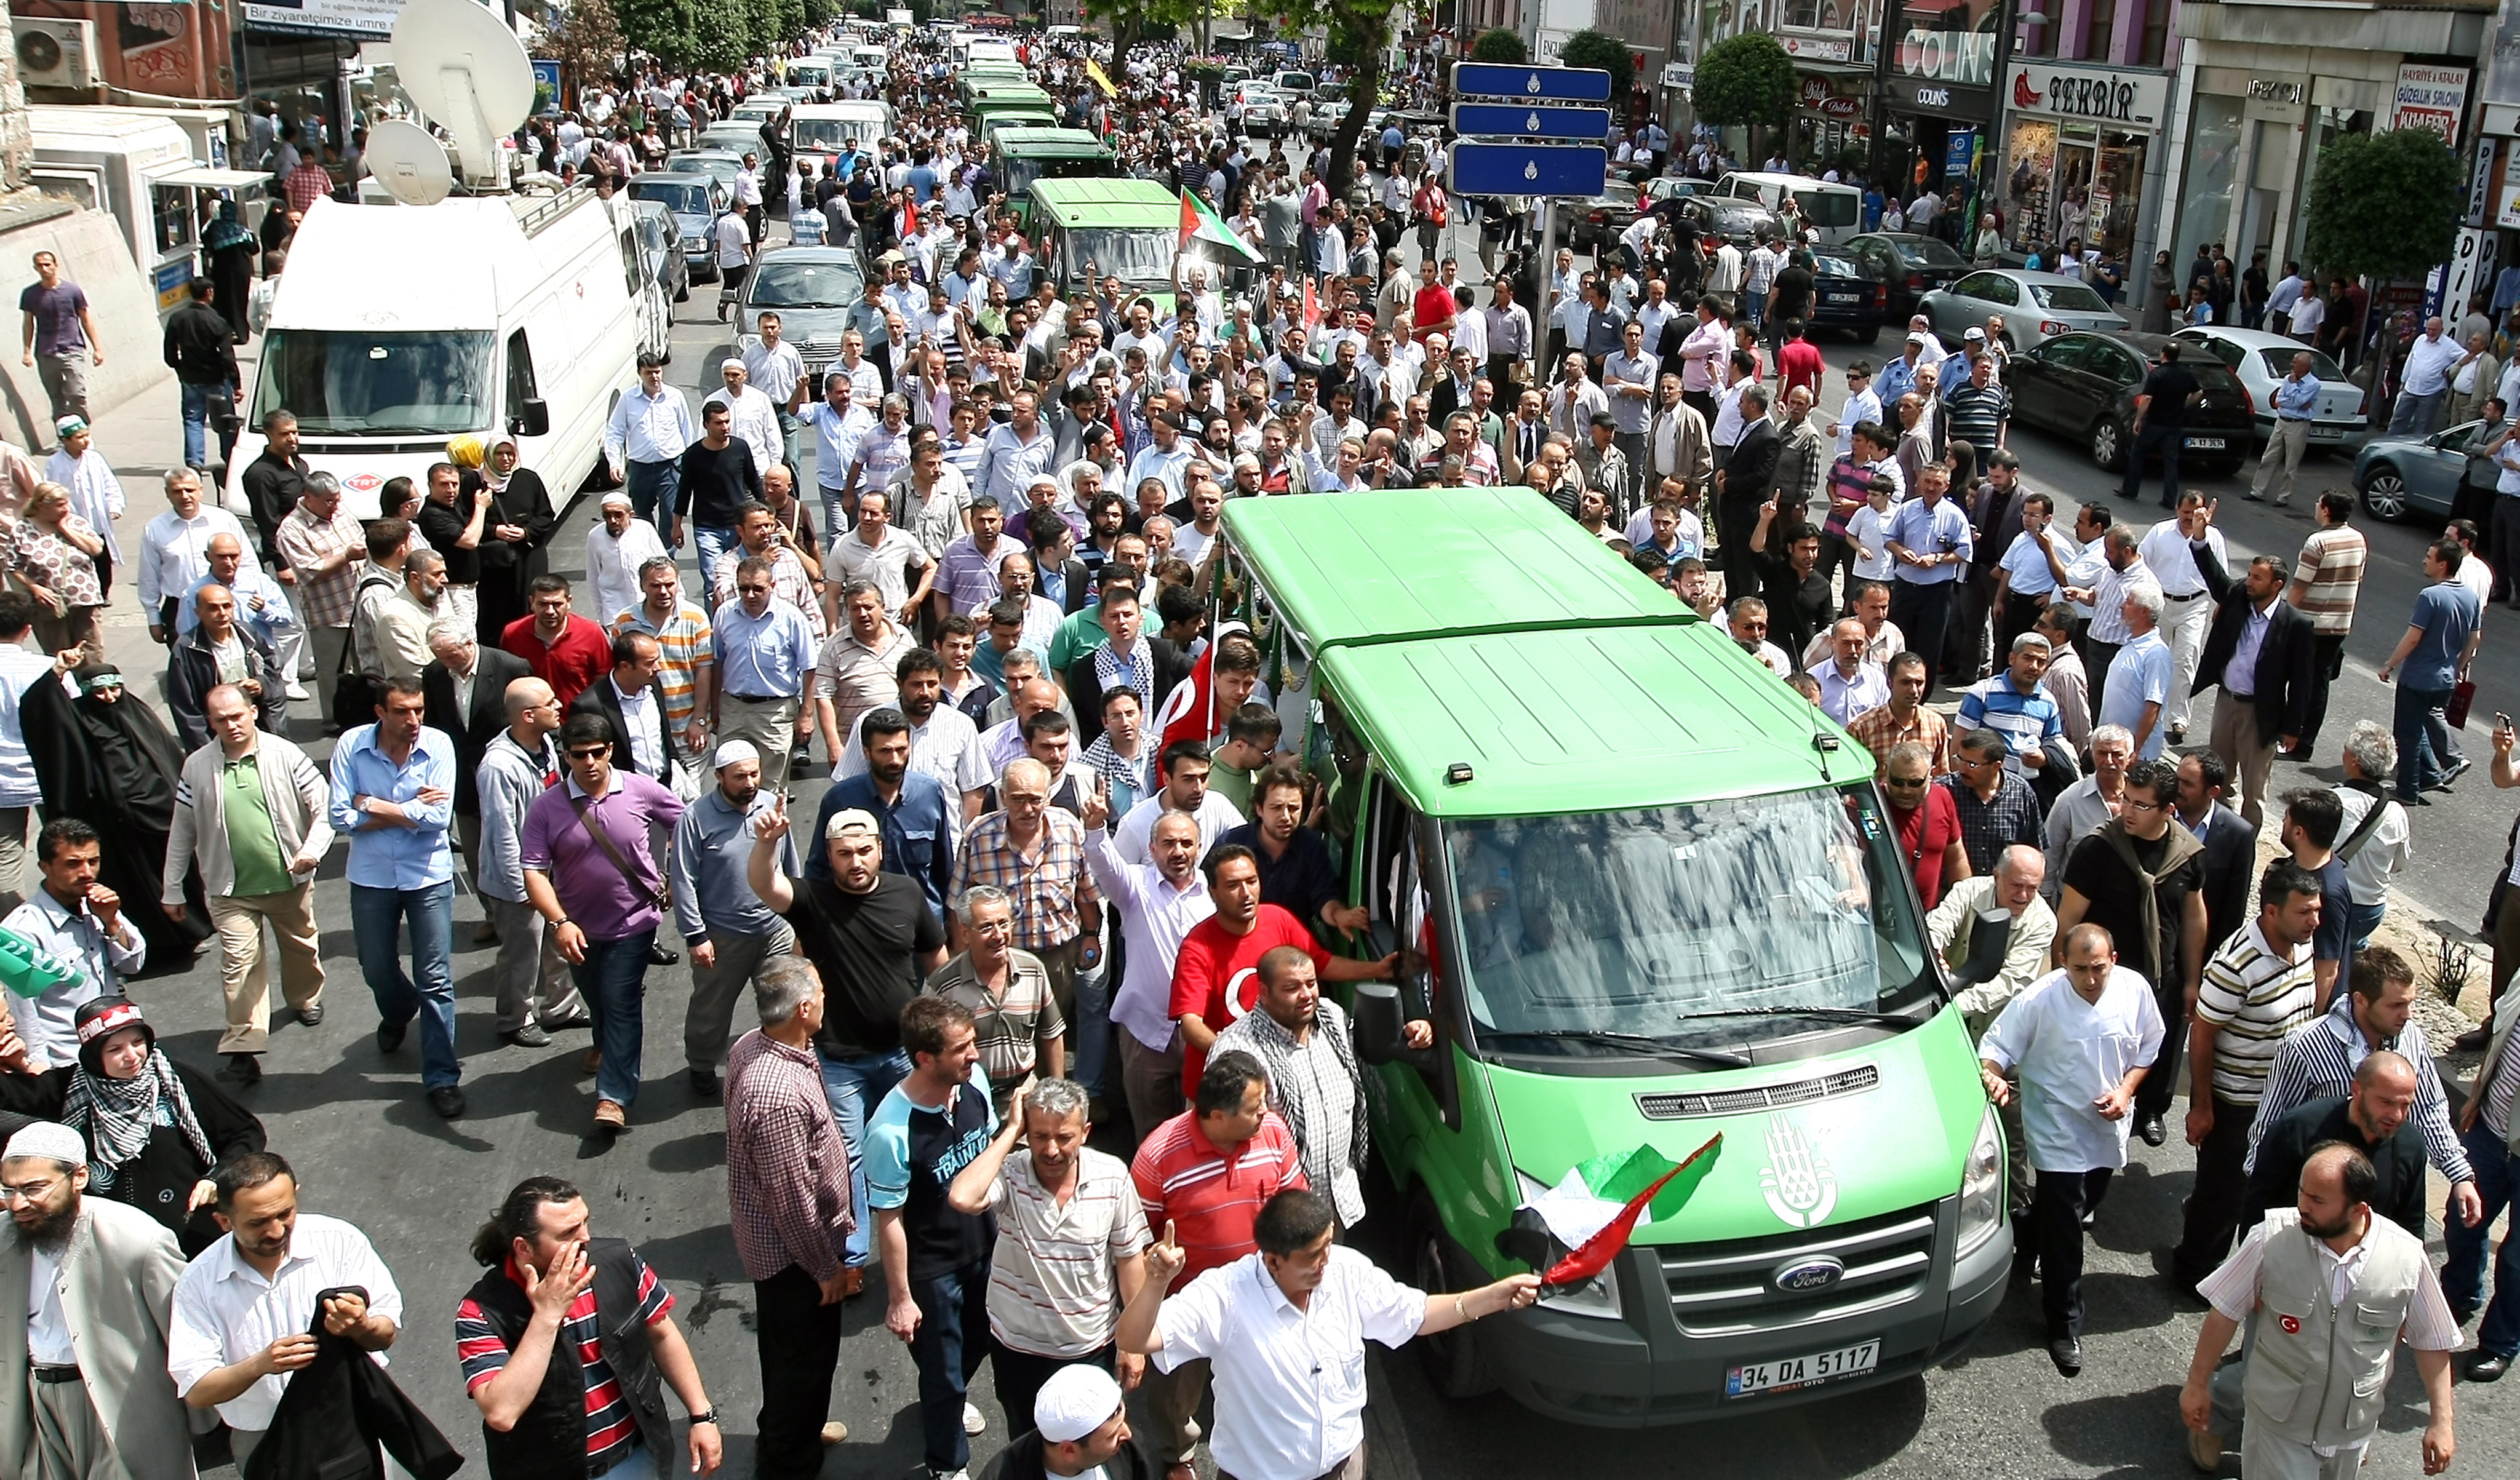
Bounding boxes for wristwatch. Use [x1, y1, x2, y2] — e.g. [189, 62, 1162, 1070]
[688, 1410, 719, 1427]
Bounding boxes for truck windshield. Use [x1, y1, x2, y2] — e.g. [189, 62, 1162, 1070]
[1004, 154, 1109, 198]
[253, 330, 495, 436]
[791, 118, 865, 153]
[1439, 785, 1934, 1057]
[1067, 228, 1176, 287]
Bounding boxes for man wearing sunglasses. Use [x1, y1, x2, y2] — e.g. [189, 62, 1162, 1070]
[520, 713, 688, 1135]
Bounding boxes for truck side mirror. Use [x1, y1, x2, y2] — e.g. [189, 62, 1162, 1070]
[1950, 909, 2014, 989]
[514, 399, 551, 438]
[1352, 981, 1406, 1066]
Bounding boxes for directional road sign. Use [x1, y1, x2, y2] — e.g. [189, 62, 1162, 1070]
[1450, 62, 1614, 103]
[1448, 140, 1609, 198]
[1450, 102, 1614, 140]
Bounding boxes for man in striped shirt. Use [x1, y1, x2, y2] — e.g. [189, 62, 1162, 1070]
[1128, 1053, 1305, 1480]
[455, 1176, 723, 1478]
[2285, 491, 2366, 755]
[2169, 859, 2322, 1294]
[2246, 945, 2487, 1233]
[613, 556, 715, 768]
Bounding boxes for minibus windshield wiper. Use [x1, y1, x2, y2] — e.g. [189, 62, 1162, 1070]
[1488, 1029, 1752, 1069]
[1669, 1005, 1918, 1027]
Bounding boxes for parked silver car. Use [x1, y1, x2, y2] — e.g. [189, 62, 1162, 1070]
[735, 247, 869, 389]
[1918, 268, 2126, 352]
[2168, 325, 2369, 453]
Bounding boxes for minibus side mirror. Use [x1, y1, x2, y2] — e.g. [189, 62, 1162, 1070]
[514, 399, 551, 438]
[1353, 981, 1408, 1066]
[1950, 909, 2014, 988]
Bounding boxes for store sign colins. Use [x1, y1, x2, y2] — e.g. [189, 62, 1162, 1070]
[1892, 0, 2000, 87]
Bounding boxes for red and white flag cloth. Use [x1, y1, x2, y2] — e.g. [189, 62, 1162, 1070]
[1153, 619, 1250, 754]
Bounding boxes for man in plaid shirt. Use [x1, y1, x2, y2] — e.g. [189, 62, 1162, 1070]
[274, 472, 364, 702]
[725, 955, 858, 1473]
[956, 757, 1099, 1046]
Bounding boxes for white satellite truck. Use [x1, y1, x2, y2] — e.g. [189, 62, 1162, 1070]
[224, 0, 642, 520]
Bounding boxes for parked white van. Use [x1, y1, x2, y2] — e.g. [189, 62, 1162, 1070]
[225, 183, 642, 520]
[1714, 170, 1863, 246]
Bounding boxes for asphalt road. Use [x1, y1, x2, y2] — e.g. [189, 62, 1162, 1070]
[78, 229, 2518, 1480]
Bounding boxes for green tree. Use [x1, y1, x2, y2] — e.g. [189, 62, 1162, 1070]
[2302, 127, 2462, 284]
[1691, 32, 1793, 154]
[1084, 0, 1205, 66]
[545, 0, 626, 103]
[1246, 0, 1402, 199]
[1557, 29, 1633, 111]
[1470, 28, 1527, 63]
[616, 0, 694, 64]
[688, 0, 751, 69]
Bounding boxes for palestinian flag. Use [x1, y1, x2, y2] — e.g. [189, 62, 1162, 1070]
[1179, 188, 1240, 255]
[1496, 1136, 1723, 1290]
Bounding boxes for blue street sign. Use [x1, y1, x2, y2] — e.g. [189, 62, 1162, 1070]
[1451, 102, 1614, 140]
[1450, 62, 1614, 103]
[1449, 141, 1609, 198]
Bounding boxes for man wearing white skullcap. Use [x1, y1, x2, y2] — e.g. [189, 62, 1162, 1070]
[0, 1121, 194, 1480]
[973, 1362, 1150, 1480]
[671, 736, 800, 1096]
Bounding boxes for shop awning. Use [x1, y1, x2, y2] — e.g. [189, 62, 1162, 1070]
[157, 166, 273, 189]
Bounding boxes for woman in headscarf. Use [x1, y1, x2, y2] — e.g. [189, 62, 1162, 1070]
[464, 433, 559, 642]
[8, 481, 108, 664]
[2142, 251, 2176, 334]
[22, 658, 211, 974]
[61, 997, 263, 1255]
[201, 199, 258, 344]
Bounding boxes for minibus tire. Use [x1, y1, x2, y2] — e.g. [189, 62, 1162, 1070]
[1408, 1196, 1498, 1399]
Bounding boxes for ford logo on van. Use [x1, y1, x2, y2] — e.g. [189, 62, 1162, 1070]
[1772, 1257, 1844, 1294]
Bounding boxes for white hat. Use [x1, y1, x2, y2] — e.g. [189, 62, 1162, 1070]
[1034, 1364, 1123, 1443]
[1905, 330, 1929, 346]
[712, 739, 760, 769]
[824, 808, 880, 840]
[2, 1121, 86, 1167]
[1963, 327, 1987, 343]
[600, 490, 634, 509]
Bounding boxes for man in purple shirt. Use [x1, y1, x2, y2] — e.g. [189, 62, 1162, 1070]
[521, 710, 687, 1134]
[18, 250, 102, 421]
[933, 494, 1015, 624]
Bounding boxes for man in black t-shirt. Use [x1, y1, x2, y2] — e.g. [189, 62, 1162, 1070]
[750, 800, 947, 1278]
[2120, 342, 2204, 511]
[2054, 757, 2209, 1147]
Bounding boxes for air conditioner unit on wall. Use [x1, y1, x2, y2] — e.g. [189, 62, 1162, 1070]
[14, 18, 103, 90]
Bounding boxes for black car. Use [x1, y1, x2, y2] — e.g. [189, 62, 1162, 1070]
[2006, 331, 2254, 478]
[1567, 186, 1645, 260]
[1840, 232, 1969, 325]
[1804, 252, 1888, 342]
[1675, 194, 1782, 252]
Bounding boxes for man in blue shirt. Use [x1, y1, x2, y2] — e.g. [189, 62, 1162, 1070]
[2248, 350, 2323, 507]
[711, 555, 820, 794]
[810, 707, 953, 926]
[1959, 632, 2067, 776]
[325, 677, 465, 1117]
[1884, 460, 1974, 691]
[2098, 588, 2177, 760]
[2375, 538, 2484, 802]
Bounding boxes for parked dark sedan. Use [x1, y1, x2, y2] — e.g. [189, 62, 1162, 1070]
[2004, 331, 2254, 479]
[1803, 252, 1888, 342]
[1839, 231, 1968, 325]
[1675, 194, 1782, 251]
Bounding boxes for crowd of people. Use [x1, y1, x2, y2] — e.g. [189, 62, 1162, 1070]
[0, 15, 2516, 1480]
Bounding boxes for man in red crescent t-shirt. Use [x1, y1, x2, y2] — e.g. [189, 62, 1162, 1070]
[1883, 742, 1969, 910]
[1167, 845, 1397, 1097]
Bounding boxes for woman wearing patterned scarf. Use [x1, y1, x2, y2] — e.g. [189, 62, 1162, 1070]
[60, 996, 265, 1255]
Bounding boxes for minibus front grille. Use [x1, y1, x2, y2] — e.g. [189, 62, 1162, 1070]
[1657, 1202, 1939, 1336]
[1632, 1065, 1879, 1120]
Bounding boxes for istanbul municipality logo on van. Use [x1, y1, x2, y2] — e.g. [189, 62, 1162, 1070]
[1760, 1115, 1838, 1228]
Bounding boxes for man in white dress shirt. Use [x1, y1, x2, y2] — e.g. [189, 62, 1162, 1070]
[2137, 493, 2225, 744]
[1117, 1189, 1537, 1480]
[166, 1152, 403, 1471]
[1978, 923, 2164, 1378]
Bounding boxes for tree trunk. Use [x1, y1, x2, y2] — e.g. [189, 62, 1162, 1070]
[1324, 30, 1386, 202]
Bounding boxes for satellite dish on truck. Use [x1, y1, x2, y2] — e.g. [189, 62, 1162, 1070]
[365, 118, 455, 206]
[389, 0, 535, 186]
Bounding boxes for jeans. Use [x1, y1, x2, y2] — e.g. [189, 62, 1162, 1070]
[692, 524, 740, 586]
[626, 459, 680, 542]
[2120, 421, 2185, 506]
[2346, 900, 2386, 955]
[1071, 952, 1112, 1099]
[2393, 683, 2454, 799]
[572, 928, 656, 1109]
[819, 1047, 910, 1267]
[2444, 1120, 2520, 1358]
[179, 381, 221, 469]
[776, 409, 802, 474]
[754, 1263, 847, 1479]
[349, 880, 459, 1090]
[909, 1255, 994, 1474]
[2032, 1166, 2114, 1339]
[816, 483, 853, 555]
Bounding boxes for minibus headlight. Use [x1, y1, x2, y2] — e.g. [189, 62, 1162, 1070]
[1956, 1104, 2004, 1257]
[1536, 1265, 1624, 1320]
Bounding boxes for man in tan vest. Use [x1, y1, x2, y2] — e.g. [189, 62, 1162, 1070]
[2179, 1142, 2459, 1477]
